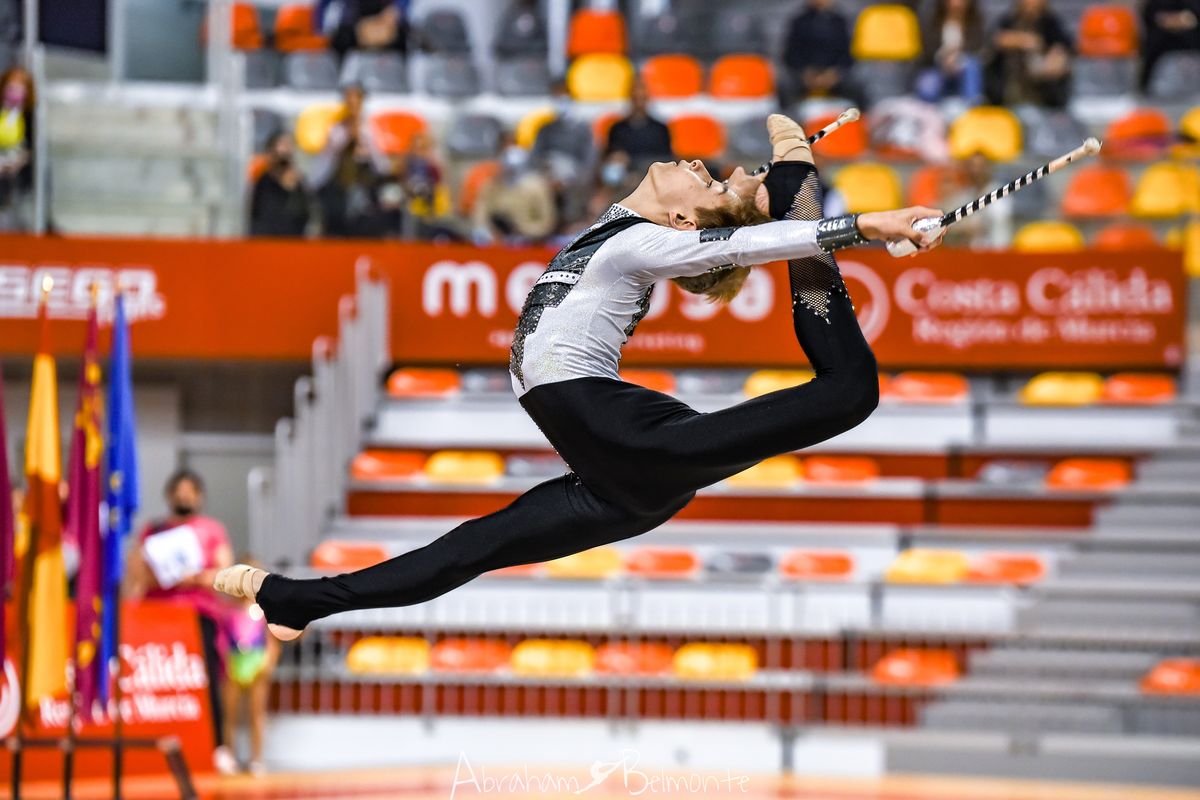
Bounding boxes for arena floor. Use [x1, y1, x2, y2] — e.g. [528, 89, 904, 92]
[8, 769, 1200, 800]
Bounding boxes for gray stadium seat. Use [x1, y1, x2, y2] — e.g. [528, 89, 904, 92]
[505, 453, 567, 479]
[495, 57, 551, 97]
[284, 51, 340, 91]
[921, 700, 1124, 734]
[340, 51, 408, 93]
[1071, 58, 1137, 98]
[1023, 109, 1088, 160]
[727, 117, 771, 164]
[251, 109, 283, 153]
[1133, 705, 1200, 737]
[1148, 52, 1200, 102]
[632, 13, 706, 58]
[493, 6, 546, 58]
[445, 114, 503, 159]
[424, 55, 480, 99]
[243, 49, 279, 89]
[854, 61, 914, 107]
[1057, 552, 1200, 578]
[709, 10, 766, 57]
[968, 648, 1159, 681]
[418, 10, 471, 54]
[705, 551, 774, 576]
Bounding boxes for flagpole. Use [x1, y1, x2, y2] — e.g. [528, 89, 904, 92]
[110, 289, 129, 800]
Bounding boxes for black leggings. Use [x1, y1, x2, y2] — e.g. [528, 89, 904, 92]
[256, 162, 879, 631]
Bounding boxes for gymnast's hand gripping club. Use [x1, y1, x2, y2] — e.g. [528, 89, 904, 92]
[750, 108, 861, 176]
[885, 137, 1104, 257]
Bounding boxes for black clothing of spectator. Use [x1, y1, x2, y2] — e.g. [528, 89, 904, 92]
[1141, 0, 1200, 88]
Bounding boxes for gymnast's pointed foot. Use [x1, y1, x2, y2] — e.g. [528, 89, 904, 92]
[214, 564, 304, 641]
[767, 114, 814, 164]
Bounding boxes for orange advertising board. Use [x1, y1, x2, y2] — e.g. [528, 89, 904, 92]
[0, 235, 1186, 369]
[0, 601, 215, 782]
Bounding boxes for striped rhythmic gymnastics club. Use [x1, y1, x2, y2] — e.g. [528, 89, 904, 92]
[750, 107, 861, 176]
[886, 137, 1104, 257]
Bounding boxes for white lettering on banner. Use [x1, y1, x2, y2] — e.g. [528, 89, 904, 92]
[119, 641, 209, 694]
[0, 265, 165, 322]
[839, 261, 890, 344]
[423, 261, 497, 318]
[894, 268, 1021, 316]
[1026, 267, 1173, 315]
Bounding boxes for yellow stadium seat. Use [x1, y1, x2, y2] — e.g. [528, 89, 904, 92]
[673, 643, 758, 681]
[567, 53, 634, 102]
[949, 107, 1023, 161]
[727, 455, 803, 489]
[294, 104, 343, 154]
[1013, 221, 1085, 252]
[1131, 163, 1200, 218]
[544, 545, 622, 579]
[885, 549, 969, 584]
[851, 4, 921, 60]
[1019, 371, 1103, 406]
[743, 369, 814, 398]
[511, 639, 595, 677]
[424, 450, 504, 485]
[346, 636, 430, 675]
[1185, 221, 1200, 279]
[833, 164, 902, 214]
[515, 107, 557, 149]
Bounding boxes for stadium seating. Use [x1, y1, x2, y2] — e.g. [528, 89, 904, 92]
[595, 642, 675, 675]
[884, 372, 969, 403]
[871, 649, 960, 686]
[624, 547, 701, 579]
[446, 114, 504, 160]
[727, 455, 803, 488]
[710, 9, 766, 57]
[1045, 458, 1132, 491]
[430, 638, 512, 673]
[418, 10, 471, 54]
[294, 104, 342, 154]
[424, 450, 504, 485]
[495, 56, 552, 97]
[1061, 165, 1131, 217]
[274, 4, 327, 52]
[350, 450, 426, 481]
[1093, 222, 1160, 249]
[567, 9, 627, 57]
[851, 4, 921, 60]
[618, 369, 676, 393]
[832, 163, 902, 213]
[1131, 163, 1200, 217]
[511, 639, 596, 677]
[458, 161, 500, 214]
[668, 115, 726, 161]
[567, 53, 634, 101]
[592, 112, 622, 147]
[1013, 221, 1086, 252]
[544, 546, 622, 579]
[203, 2, 262, 50]
[1106, 109, 1173, 160]
[1141, 660, 1200, 695]
[906, 165, 952, 207]
[347, 637, 430, 675]
[885, 549, 970, 584]
[1101, 373, 1177, 404]
[369, 111, 428, 157]
[807, 111, 869, 160]
[708, 55, 774, 99]
[803, 456, 880, 484]
[779, 550, 854, 581]
[340, 51, 408, 93]
[515, 107, 557, 149]
[743, 370, 814, 398]
[1020, 372, 1104, 405]
[672, 643, 758, 681]
[640, 55, 704, 100]
[1077, 6, 1139, 57]
[965, 553, 1045, 585]
[387, 367, 461, 398]
[283, 51, 339, 90]
[310, 540, 389, 570]
[1147, 51, 1200, 101]
[424, 55, 481, 99]
[631, 12, 704, 59]
[949, 107, 1023, 161]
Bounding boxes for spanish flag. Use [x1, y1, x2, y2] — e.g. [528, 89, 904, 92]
[15, 287, 68, 713]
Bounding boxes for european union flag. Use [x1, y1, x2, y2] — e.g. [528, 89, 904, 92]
[100, 295, 139, 703]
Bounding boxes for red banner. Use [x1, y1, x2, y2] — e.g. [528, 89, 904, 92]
[0, 235, 1186, 369]
[0, 601, 215, 782]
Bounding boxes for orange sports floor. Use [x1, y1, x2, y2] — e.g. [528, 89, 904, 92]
[5, 769, 1199, 800]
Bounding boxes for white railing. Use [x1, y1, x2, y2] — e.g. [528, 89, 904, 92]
[249, 260, 391, 566]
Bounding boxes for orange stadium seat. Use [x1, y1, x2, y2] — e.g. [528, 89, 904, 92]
[1106, 110, 1172, 160]
[596, 642, 675, 675]
[593, 111, 623, 148]
[807, 111, 868, 160]
[1061, 165, 1131, 217]
[885, 549, 969, 584]
[641, 55, 704, 99]
[544, 546, 622, 579]
[311, 540, 389, 571]
[351, 450, 427, 481]
[488, 563, 541, 578]
[567, 9, 626, 57]
[202, 2, 263, 49]
[1078, 6, 1139, 57]
[295, 104, 344, 154]
[1093, 223, 1160, 250]
[673, 643, 758, 681]
[274, 4, 328, 52]
[744, 369, 814, 398]
[424, 450, 504, 485]
[1102, 373, 1177, 404]
[709, 55, 774, 99]
[1020, 372, 1103, 406]
[885, 372, 969, 403]
[619, 369, 676, 393]
[906, 165, 954, 208]
[668, 115, 726, 161]
[872, 649, 960, 686]
[780, 550, 854, 581]
[727, 455, 803, 489]
[567, 53, 634, 101]
[1045, 458, 1132, 491]
[1132, 162, 1200, 217]
[370, 111, 427, 156]
[833, 163, 902, 213]
[852, 4, 921, 60]
[966, 553, 1045, 585]
[511, 639, 595, 677]
[458, 160, 501, 214]
[431, 638, 512, 673]
[387, 367, 461, 398]
[347, 637, 430, 675]
[1141, 659, 1200, 695]
[949, 107, 1022, 161]
[625, 547, 701, 579]
[1013, 221, 1085, 252]
[247, 153, 270, 183]
[803, 456, 880, 484]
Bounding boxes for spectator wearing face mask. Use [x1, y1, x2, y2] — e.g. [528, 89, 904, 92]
[249, 132, 311, 237]
[122, 469, 235, 775]
[472, 134, 557, 245]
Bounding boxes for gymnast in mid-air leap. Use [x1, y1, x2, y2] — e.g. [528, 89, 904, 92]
[215, 114, 946, 640]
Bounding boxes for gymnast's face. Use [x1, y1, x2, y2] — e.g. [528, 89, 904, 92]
[643, 160, 767, 230]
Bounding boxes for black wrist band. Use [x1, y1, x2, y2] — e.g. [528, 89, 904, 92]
[816, 214, 868, 253]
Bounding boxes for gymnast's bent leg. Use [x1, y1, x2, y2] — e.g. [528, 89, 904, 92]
[252, 474, 687, 631]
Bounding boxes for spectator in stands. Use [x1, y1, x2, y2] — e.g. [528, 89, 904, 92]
[984, 0, 1073, 108]
[472, 134, 556, 245]
[396, 130, 447, 237]
[943, 152, 1012, 248]
[604, 79, 673, 168]
[494, 0, 546, 57]
[917, 0, 986, 104]
[316, 0, 410, 57]
[1140, 0, 1200, 88]
[0, 66, 33, 232]
[122, 469, 235, 774]
[249, 132, 311, 238]
[780, 0, 861, 107]
[310, 83, 395, 238]
[532, 80, 597, 227]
